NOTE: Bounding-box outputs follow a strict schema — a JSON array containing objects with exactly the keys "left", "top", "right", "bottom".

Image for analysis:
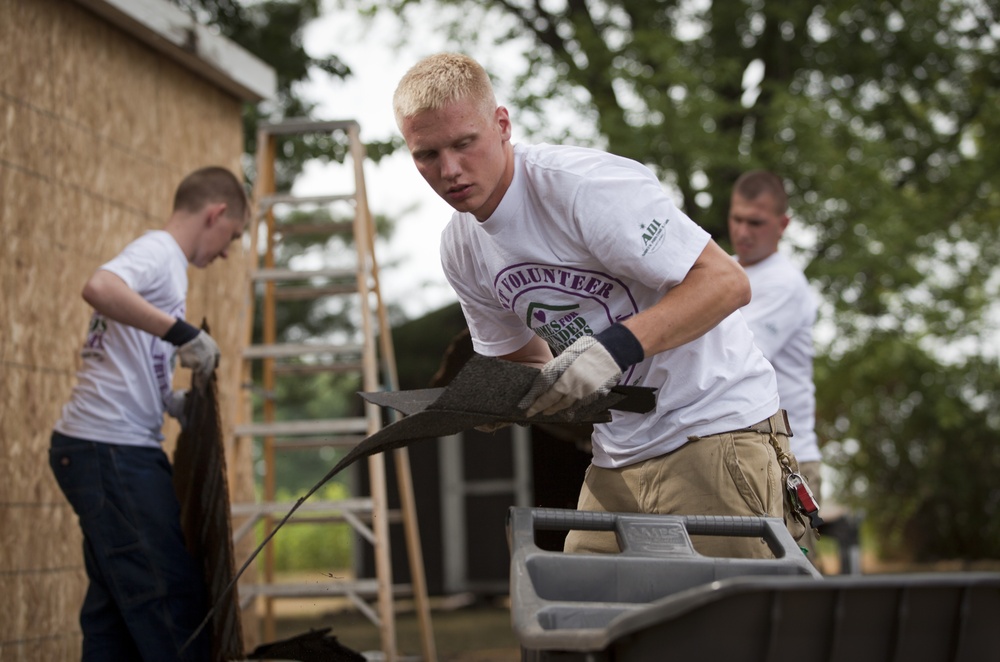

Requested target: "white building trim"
[{"left": 72, "top": 0, "right": 277, "bottom": 101}]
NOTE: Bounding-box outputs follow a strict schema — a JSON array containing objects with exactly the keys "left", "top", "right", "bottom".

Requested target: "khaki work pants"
[{"left": 565, "top": 418, "right": 792, "bottom": 560}]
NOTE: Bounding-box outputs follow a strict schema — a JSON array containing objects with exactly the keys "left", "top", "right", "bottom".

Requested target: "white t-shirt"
[
  {"left": 441, "top": 143, "right": 779, "bottom": 468},
  {"left": 55, "top": 231, "right": 189, "bottom": 447},
  {"left": 740, "top": 251, "right": 821, "bottom": 462}
]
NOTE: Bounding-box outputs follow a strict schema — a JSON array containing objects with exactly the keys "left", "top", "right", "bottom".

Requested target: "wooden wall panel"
[
  {"left": 0, "top": 0, "right": 56, "bottom": 110},
  {"left": 0, "top": 566, "right": 86, "bottom": 661},
  {"left": 0, "top": 0, "right": 260, "bottom": 658}
]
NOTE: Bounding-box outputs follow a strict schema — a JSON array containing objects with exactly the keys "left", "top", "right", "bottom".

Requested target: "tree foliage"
[
  {"left": 818, "top": 334, "right": 1000, "bottom": 560},
  {"left": 354, "top": 0, "right": 1000, "bottom": 560}
]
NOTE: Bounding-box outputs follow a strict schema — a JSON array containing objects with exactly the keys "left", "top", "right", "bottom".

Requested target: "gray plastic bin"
[{"left": 508, "top": 507, "right": 1000, "bottom": 662}]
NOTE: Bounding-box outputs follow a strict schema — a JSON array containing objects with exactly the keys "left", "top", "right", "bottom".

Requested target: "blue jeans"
[{"left": 49, "top": 432, "right": 210, "bottom": 662}]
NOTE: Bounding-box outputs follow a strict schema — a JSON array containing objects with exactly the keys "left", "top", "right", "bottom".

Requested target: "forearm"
[
  {"left": 621, "top": 240, "right": 750, "bottom": 356},
  {"left": 82, "top": 270, "right": 176, "bottom": 337},
  {"left": 499, "top": 334, "right": 553, "bottom": 368}
]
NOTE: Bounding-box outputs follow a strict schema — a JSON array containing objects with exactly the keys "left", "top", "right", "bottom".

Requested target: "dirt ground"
[{"left": 272, "top": 595, "right": 521, "bottom": 662}]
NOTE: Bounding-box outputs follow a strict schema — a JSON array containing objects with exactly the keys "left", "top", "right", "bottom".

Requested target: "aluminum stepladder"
[{"left": 231, "top": 118, "right": 436, "bottom": 662}]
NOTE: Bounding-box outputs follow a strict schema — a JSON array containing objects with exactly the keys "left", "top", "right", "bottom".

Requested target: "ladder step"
[
  {"left": 240, "top": 580, "right": 412, "bottom": 600},
  {"left": 231, "top": 507, "right": 404, "bottom": 527},
  {"left": 243, "top": 342, "right": 364, "bottom": 359},
  {"left": 270, "top": 436, "right": 366, "bottom": 449},
  {"left": 260, "top": 193, "right": 355, "bottom": 209},
  {"left": 252, "top": 267, "right": 356, "bottom": 282},
  {"left": 229, "top": 498, "right": 401, "bottom": 547},
  {"left": 240, "top": 363, "right": 365, "bottom": 389},
  {"left": 259, "top": 118, "right": 359, "bottom": 134},
  {"left": 273, "top": 362, "right": 364, "bottom": 376},
  {"left": 275, "top": 284, "right": 358, "bottom": 300},
  {"left": 277, "top": 221, "right": 354, "bottom": 236},
  {"left": 231, "top": 497, "right": 375, "bottom": 517},
  {"left": 235, "top": 418, "right": 370, "bottom": 437}
]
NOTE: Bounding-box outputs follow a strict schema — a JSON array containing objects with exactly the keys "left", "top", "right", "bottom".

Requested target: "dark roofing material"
[{"left": 198, "top": 354, "right": 655, "bottom": 637}]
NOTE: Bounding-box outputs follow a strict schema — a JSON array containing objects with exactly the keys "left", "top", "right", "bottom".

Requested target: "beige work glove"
[
  {"left": 177, "top": 330, "right": 220, "bottom": 388},
  {"left": 518, "top": 337, "right": 622, "bottom": 417},
  {"left": 518, "top": 323, "right": 645, "bottom": 418}
]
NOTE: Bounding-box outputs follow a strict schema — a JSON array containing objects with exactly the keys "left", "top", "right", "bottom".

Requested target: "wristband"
[
  {"left": 594, "top": 323, "right": 645, "bottom": 371},
  {"left": 163, "top": 318, "right": 200, "bottom": 346}
]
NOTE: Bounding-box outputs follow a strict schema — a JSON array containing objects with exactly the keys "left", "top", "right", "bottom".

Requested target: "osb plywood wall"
[{"left": 0, "top": 0, "right": 258, "bottom": 659}]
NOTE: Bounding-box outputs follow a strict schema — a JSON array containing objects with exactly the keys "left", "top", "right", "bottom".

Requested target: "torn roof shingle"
[{"left": 214, "top": 355, "right": 656, "bottom": 615}]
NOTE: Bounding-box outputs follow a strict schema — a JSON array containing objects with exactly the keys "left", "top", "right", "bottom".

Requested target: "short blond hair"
[{"left": 393, "top": 53, "right": 497, "bottom": 128}]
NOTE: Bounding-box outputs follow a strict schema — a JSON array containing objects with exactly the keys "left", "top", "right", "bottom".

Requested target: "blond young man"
[
  {"left": 394, "top": 53, "right": 800, "bottom": 559},
  {"left": 50, "top": 166, "right": 248, "bottom": 661},
  {"left": 729, "top": 170, "right": 823, "bottom": 561}
]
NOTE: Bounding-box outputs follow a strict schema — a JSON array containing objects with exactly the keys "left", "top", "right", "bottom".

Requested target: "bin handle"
[{"left": 525, "top": 507, "right": 770, "bottom": 537}]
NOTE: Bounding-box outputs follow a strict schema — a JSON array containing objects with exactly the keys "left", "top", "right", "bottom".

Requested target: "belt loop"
[
  {"left": 770, "top": 413, "right": 783, "bottom": 438},
  {"left": 780, "top": 409, "right": 794, "bottom": 437}
]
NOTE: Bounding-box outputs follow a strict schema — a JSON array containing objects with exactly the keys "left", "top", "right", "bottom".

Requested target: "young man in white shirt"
[
  {"left": 50, "top": 166, "right": 248, "bottom": 661},
  {"left": 729, "top": 169, "right": 823, "bottom": 561},
  {"left": 394, "top": 53, "right": 800, "bottom": 559}
]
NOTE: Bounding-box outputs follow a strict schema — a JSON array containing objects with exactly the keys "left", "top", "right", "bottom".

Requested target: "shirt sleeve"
[
  {"left": 440, "top": 223, "right": 536, "bottom": 357},
  {"left": 99, "top": 233, "right": 170, "bottom": 297},
  {"left": 571, "top": 161, "right": 710, "bottom": 293}
]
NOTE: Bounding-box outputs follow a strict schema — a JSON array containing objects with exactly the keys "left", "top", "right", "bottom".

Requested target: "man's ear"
[
  {"left": 495, "top": 106, "right": 512, "bottom": 141},
  {"left": 205, "top": 202, "right": 228, "bottom": 226}
]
